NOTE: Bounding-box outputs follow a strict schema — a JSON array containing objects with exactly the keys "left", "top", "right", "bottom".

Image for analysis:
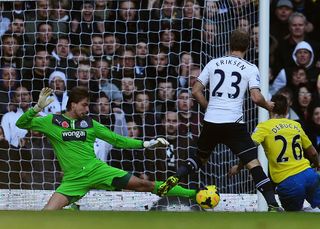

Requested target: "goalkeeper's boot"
[
  {"left": 157, "top": 176, "right": 180, "bottom": 197},
  {"left": 268, "top": 204, "right": 284, "bottom": 212}
]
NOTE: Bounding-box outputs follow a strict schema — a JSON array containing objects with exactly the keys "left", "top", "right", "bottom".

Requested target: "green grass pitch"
[{"left": 0, "top": 211, "right": 319, "bottom": 229}]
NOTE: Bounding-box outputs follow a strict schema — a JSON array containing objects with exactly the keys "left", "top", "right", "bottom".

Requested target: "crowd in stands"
[{"left": 0, "top": 0, "right": 319, "bottom": 191}]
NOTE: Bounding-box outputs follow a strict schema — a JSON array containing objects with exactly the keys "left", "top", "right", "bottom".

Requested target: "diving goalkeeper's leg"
[
  {"left": 124, "top": 175, "right": 197, "bottom": 200},
  {"left": 153, "top": 181, "right": 197, "bottom": 200}
]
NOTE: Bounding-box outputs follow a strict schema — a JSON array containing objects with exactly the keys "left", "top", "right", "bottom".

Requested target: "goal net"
[{"left": 0, "top": 0, "right": 263, "bottom": 211}]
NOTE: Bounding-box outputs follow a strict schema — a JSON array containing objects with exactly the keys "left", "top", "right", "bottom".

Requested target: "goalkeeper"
[{"left": 16, "top": 87, "right": 197, "bottom": 210}]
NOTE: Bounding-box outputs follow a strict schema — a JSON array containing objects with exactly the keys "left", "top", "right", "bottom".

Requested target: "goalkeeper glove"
[
  {"left": 33, "top": 87, "right": 54, "bottom": 113},
  {"left": 143, "top": 138, "right": 169, "bottom": 149}
]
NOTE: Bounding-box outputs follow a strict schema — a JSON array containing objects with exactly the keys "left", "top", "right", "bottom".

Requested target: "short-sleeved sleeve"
[{"left": 248, "top": 66, "right": 261, "bottom": 90}]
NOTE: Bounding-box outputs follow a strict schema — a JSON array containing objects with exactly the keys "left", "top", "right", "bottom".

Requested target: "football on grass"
[{"left": 196, "top": 185, "right": 220, "bottom": 209}]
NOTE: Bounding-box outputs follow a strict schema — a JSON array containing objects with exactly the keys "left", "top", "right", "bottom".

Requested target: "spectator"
[
  {"left": 176, "top": 52, "right": 194, "bottom": 88},
  {"left": 1, "top": 86, "right": 31, "bottom": 147},
  {"left": 111, "top": 46, "right": 144, "bottom": 89},
  {"left": 0, "top": 3, "right": 10, "bottom": 37},
  {"left": 50, "top": 36, "right": 76, "bottom": 77},
  {"left": 0, "top": 66, "right": 20, "bottom": 116},
  {"left": 270, "top": 41, "right": 318, "bottom": 95},
  {"left": 0, "top": 125, "right": 30, "bottom": 189},
  {"left": 67, "top": 60, "right": 99, "bottom": 97},
  {"left": 248, "top": 25, "right": 278, "bottom": 67},
  {"left": 108, "top": 117, "right": 145, "bottom": 178},
  {"left": 183, "top": 0, "right": 202, "bottom": 19},
  {"left": 236, "top": 17, "right": 251, "bottom": 33},
  {"left": 91, "top": 92, "right": 128, "bottom": 162},
  {"left": 93, "top": 59, "right": 123, "bottom": 104},
  {"left": 24, "top": 0, "right": 51, "bottom": 45},
  {"left": 158, "top": 22, "right": 180, "bottom": 65},
  {"left": 70, "top": 1, "right": 103, "bottom": 46},
  {"left": 291, "top": 0, "right": 318, "bottom": 34},
  {"left": 90, "top": 33, "right": 104, "bottom": 61},
  {"left": 273, "top": 12, "right": 320, "bottom": 73},
  {"left": 0, "top": 33, "right": 22, "bottom": 68},
  {"left": 201, "top": 21, "right": 217, "bottom": 65},
  {"left": 21, "top": 46, "right": 52, "bottom": 102},
  {"left": 120, "top": 75, "right": 137, "bottom": 115},
  {"left": 135, "top": 39, "right": 148, "bottom": 70},
  {"left": 150, "top": 0, "right": 182, "bottom": 23},
  {"left": 202, "top": 21, "right": 215, "bottom": 45},
  {"left": 180, "top": 0, "right": 202, "bottom": 53},
  {"left": 146, "top": 47, "right": 176, "bottom": 89},
  {"left": 108, "top": 0, "right": 144, "bottom": 45},
  {"left": 7, "top": 15, "right": 29, "bottom": 49},
  {"left": 103, "top": 33, "right": 120, "bottom": 62},
  {"left": 49, "top": 0, "right": 70, "bottom": 37},
  {"left": 305, "top": 103, "right": 320, "bottom": 152},
  {"left": 292, "top": 83, "right": 314, "bottom": 125},
  {"left": 176, "top": 89, "right": 201, "bottom": 141},
  {"left": 127, "top": 118, "right": 142, "bottom": 139},
  {"left": 94, "top": 0, "right": 112, "bottom": 22},
  {"left": 70, "top": 46, "right": 90, "bottom": 66},
  {"left": 155, "top": 77, "right": 177, "bottom": 120},
  {"left": 4, "top": 1, "right": 27, "bottom": 20},
  {"left": 203, "top": 0, "right": 219, "bottom": 20},
  {"left": 132, "top": 91, "right": 156, "bottom": 139},
  {"left": 20, "top": 130, "right": 62, "bottom": 190},
  {"left": 289, "top": 67, "right": 309, "bottom": 93},
  {"left": 0, "top": 126, "right": 10, "bottom": 187},
  {"left": 34, "top": 22, "right": 56, "bottom": 54},
  {"left": 270, "top": 0, "right": 293, "bottom": 42},
  {"left": 312, "top": 74, "right": 320, "bottom": 101},
  {"left": 43, "top": 71, "right": 68, "bottom": 115}
]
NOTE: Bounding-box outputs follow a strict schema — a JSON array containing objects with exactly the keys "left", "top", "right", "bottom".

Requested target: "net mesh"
[{"left": 0, "top": 0, "right": 260, "bottom": 210}]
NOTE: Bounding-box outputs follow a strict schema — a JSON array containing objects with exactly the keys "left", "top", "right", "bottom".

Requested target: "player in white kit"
[{"left": 158, "top": 30, "right": 283, "bottom": 211}]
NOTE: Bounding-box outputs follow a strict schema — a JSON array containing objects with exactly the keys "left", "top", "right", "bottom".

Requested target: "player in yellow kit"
[{"left": 229, "top": 94, "right": 320, "bottom": 211}]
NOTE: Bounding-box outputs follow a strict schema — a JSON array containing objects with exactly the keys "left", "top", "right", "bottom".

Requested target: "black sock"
[
  {"left": 176, "top": 156, "right": 202, "bottom": 179},
  {"left": 250, "top": 166, "right": 278, "bottom": 206}
]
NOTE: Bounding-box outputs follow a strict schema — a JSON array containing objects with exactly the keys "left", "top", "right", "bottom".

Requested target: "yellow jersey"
[{"left": 252, "top": 118, "right": 312, "bottom": 184}]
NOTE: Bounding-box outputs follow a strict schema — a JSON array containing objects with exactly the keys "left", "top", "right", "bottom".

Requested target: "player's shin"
[
  {"left": 250, "top": 166, "right": 279, "bottom": 207},
  {"left": 153, "top": 181, "right": 197, "bottom": 199}
]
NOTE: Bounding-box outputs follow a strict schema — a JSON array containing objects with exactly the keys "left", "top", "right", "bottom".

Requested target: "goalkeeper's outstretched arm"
[
  {"left": 16, "top": 88, "right": 54, "bottom": 130},
  {"left": 94, "top": 120, "right": 169, "bottom": 150}
]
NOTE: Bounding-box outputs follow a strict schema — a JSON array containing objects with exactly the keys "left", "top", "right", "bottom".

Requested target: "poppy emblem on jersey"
[
  {"left": 80, "top": 120, "right": 88, "bottom": 128},
  {"left": 61, "top": 121, "right": 69, "bottom": 128}
]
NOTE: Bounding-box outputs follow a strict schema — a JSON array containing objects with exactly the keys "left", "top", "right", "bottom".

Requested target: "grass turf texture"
[{"left": 0, "top": 211, "right": 318, "bottom": 229}]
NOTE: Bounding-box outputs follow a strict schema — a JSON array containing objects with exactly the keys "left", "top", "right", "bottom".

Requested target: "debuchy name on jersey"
[{"left": 198, "top": 55, "right": 260, "bottom": 123}]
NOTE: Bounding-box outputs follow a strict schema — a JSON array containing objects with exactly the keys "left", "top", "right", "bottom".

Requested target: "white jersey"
[
  {"left": 1, "top": 108, "right": 28, "bottom": 147},
  {"left": 198, "top": 55, "right": 260, "bottom": 123}
]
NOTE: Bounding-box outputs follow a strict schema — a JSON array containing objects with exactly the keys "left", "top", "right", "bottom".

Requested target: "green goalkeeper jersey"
[{"left": 16, "top": 108, "right": 144, "bottom": 177}]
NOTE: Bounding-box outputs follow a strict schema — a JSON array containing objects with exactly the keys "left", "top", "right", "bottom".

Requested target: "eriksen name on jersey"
[{"left": 215, "top": 58, "right": 247, "bottom": 71}]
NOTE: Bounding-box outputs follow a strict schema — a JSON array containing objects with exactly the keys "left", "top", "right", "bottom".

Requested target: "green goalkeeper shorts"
[{"left": 56, "top": 159, "right": 132, "bottom": 203}]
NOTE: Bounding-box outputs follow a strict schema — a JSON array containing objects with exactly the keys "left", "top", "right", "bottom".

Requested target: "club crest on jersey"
[
  {"left": 61, "top": 121, "right": 69, "bottom": 128},
  {"left": 80, "top": 120, "right": 88, "bottom": 128},
  {"left": 62, "top": 130, "right": 86, "bottom": 141}
]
